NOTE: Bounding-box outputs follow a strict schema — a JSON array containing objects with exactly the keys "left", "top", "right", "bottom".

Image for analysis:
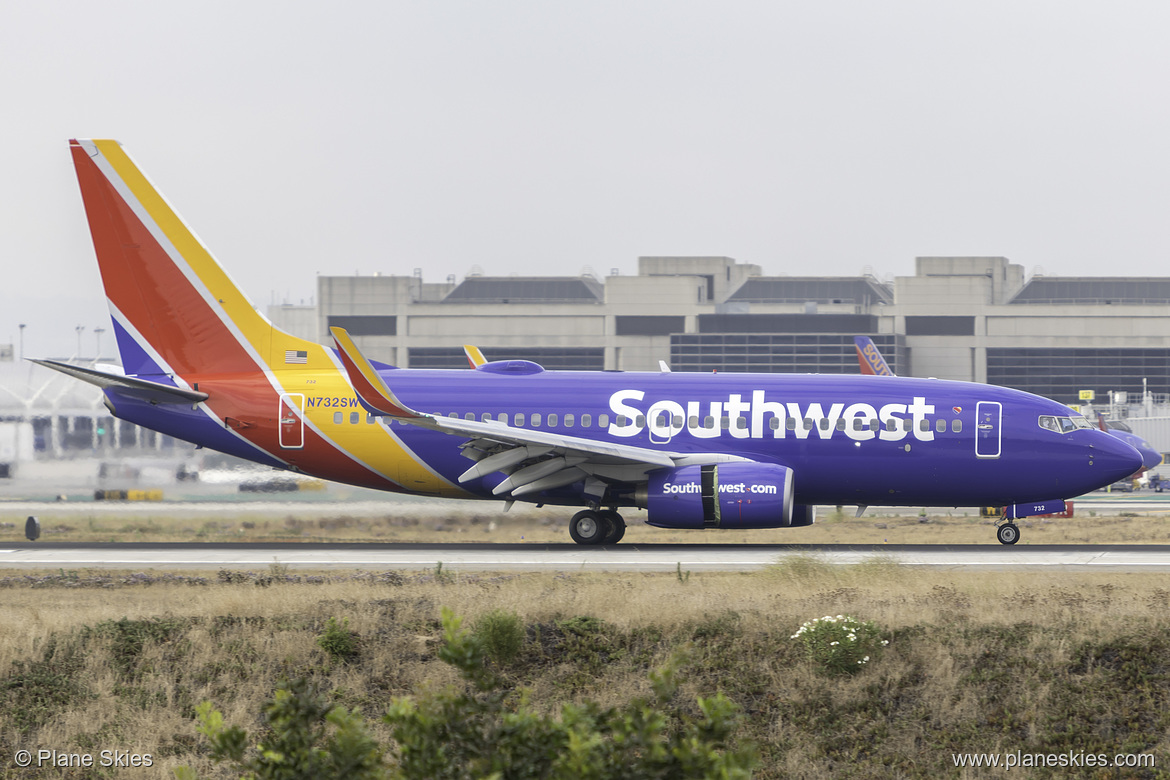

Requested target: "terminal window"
[{"left": 987, "top": 347, "right": 1170, "bottom": 404}]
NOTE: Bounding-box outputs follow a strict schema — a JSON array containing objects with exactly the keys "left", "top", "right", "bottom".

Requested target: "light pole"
[
  {"left": 18, "top": 324, "right": 24, "bottom": 361},
  {"left": 75, "top": 325, "right": 85, "bottom": 358}
]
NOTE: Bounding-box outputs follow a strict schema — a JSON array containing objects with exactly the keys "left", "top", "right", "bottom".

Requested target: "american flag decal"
[{"left": 285, "top": 350, "right": 308, "bottom": 364}]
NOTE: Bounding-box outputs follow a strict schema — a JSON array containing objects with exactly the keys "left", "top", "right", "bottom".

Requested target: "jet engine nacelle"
[{"left": 642, "top": 463, "right": 795, "bottom": 529}]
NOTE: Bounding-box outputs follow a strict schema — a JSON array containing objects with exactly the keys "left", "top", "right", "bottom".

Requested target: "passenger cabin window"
[
  {"left": 770, "top": 418, "right": 781, "bottom": 430},
  {"left": 548, "top": 413, "right": 559, "bottom": 427},
  {"left": 786, "top": 418, "right": 797, "bottom": 431},
  {"left": 350, "top": 412, "right": 360, "bottom": 425},
  {"left": 464, "top": 412, "right": 475, "bottom": 421},
  {"left": 532, "top": 412, "right": 542, "bottom": 427},
  {"left": 333, "top": 412, "right": 342, "bottom": 424},
  {"left": 514, "top": 413, "right": 525, "bottom": 426},
  {"left": 498, "top": 413, "right": 507, "bottom": 423},
  {"left": 481, "top": 412, "right": 492, "bottom": 422},
  {"left": 581, "top": 413, "right": 592, "bottom": 427},
  {"left": 636, "top": 415, "right": 646, "bottom": 427},
  {"left": 720, "top": 418, "right": 730, "bottom": 430},
  {"left": 598, "top": 414, "right": 609, "bottom": 427},
  {"left": 952, "top": 419, "right": 962, "bottom": 433},
  {"left": 935, "top": 419, "right": 946, "bottom": 432},
  {"left": 564, "top": 413, "right": 575, "bottom": 427}
]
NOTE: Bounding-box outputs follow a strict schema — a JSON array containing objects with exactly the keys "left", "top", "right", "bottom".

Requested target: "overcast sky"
[{"left": 5, "top": 1, "right": 1170, "bottom": 357}]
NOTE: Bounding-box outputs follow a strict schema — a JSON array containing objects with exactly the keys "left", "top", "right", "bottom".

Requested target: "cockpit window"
[{"left": 1039, "top": 415, "right": 1094, "bottom": 434}]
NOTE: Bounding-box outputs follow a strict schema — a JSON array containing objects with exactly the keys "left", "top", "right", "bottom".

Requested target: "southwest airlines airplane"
[{"left": 41, "top": 140, "right": 1141, "bottom": 546}]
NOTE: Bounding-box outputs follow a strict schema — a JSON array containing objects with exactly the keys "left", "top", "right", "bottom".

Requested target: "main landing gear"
[{"left": 569, "top": 509, "right": 626, "bottom": 545}]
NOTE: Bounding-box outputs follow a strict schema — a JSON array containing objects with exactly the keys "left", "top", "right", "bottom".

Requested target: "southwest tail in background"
[{"left": 853, "top": 336, "right": 895, "bottom": 376}]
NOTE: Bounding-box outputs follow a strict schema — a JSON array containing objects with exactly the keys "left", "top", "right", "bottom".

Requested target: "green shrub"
[
  {"left": 791, "top": 614, "right": 888, "bottom": 676},
  {"left": 182, "top": 608, "right": 757, "bottom": 779},
  {"left": 317, "top": 617, "right": 359, "bottom": 663},
  {"left": 385, "top": 607, "right": 756, "bottom": 778},
  {"left": 180, "top": 678, "right": 383, "bottom": 780},
  {"left": 473, "top": 608, "right": 524, "bottom": 664}
]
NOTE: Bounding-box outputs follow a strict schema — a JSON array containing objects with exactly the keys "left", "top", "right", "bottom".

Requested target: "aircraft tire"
[
  {"left": 997, "top": 523, "right": 1020, "bottom": 545},
  {"left": 599, "top": 511, "right": 626, "bottom": 544},
  {"left": 569, "top": 510, "right": 606, "bottom": 545}
]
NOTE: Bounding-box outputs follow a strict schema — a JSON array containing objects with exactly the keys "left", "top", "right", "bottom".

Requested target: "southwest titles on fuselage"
[{"left": 608, "top": 389, "right": 938, "bottom": 442}]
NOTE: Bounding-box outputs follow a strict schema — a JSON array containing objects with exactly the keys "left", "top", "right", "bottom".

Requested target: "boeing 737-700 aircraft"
[{"left": 41, "top": 140, "right": 1142, "bottom": 545}]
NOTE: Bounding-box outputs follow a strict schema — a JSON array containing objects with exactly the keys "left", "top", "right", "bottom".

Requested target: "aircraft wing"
[{"left": 331, "top": 327, "right": 745, "bottom": 498}]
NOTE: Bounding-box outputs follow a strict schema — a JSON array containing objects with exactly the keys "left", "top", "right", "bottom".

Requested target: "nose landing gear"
[{"left": 996, "top": 521, "right": 1020, "bottom": 545}]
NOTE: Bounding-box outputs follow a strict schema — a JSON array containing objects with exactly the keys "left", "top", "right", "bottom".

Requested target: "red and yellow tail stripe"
[{"left": 70, "top": 139, "right": 462, "bottom": 496}]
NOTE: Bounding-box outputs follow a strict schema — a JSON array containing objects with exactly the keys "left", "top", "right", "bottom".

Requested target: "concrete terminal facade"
[
  {"left": 6, "top": 253, "right": 1170, "bottom": 465},
  {"left": 271, "top": 255, "right": 1170, "bottom": 416}
]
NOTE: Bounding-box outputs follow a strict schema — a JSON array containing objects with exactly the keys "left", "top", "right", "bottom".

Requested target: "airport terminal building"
[
  {"left": 8, "top": 254, "right": 1170, "bottom": 466},
  {"left": 274, "top": 255, "right": 1170, "bottom": 416}
]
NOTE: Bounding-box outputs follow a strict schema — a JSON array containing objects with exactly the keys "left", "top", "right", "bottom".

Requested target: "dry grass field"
[{"left": 2, "top": 555, "right": 1170, "bottom": 777}]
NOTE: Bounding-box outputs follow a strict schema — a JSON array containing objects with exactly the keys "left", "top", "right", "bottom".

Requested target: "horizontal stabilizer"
[{"left": 32, "top": 359, "right": 208, "bottom": 403}]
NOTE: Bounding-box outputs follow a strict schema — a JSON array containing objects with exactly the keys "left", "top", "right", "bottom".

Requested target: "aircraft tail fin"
[
  {"left": 463, "top": 345, "right": 487, "bottom": 368},
  {"left": 68, "top": 139, "right": 323, "bottom": 380},
  {"left": 853, "top": 336, "right": 895, "bottom": 376}
]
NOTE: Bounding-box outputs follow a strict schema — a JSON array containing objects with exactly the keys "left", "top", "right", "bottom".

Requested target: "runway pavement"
[{"left": 3, "top": 541, "right": 1170, "bottom": 572}]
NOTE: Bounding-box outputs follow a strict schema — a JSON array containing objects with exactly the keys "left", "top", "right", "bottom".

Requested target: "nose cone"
[
  {"left": 1091, "top": 432, "right": 1144, "bottom": 485},
  {"left": 1138, "top": 442, "right": 1163, "bottom": 472}
]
